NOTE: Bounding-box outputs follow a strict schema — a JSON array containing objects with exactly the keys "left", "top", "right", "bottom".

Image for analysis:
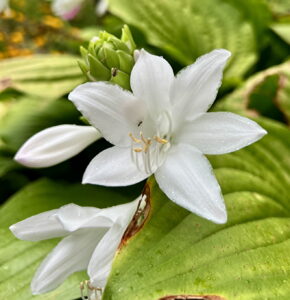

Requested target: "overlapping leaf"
[
  {"left": 215, "top": 60, "right": 290, "bottom": 125},
  {"left": 108, "top": 0, "right": 267, "bottom": 83},
  {"left": 103, "top": 118, "right": 290, "bottom": 300},
  {"left": 0, "top": 96, "right": 80, "bottom": 151},
  {"left": 0, "top": 55, "right": 84, "bottom": 99}
]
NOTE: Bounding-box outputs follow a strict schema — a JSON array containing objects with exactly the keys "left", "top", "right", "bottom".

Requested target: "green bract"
[{"left": 78, "top": 25, "right": 136, "bottom": 90}]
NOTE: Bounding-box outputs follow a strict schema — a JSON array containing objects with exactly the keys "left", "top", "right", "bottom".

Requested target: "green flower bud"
[{"left": 78, "top": 25, "right": 136, "bottom": 90}]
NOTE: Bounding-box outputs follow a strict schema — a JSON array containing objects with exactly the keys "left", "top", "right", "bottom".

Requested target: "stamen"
[
  {"left": 142, "top": 151, "right": 149, "bottom": 174},
  {"left": 143, "top": 138, "right": 151, "bottom": 153},
  {"left": 85, "top": 280, "right": 89, "bottom": 298},
  {"left": 129, "top": 111, "right": 172, "bottom": 174},
  {"left": 79, "top": 280, "right": 103, "bottom": 300},
  {"left": 140, "top": 132, "right": 148, "bottom": 144},
  {"left": 80, "top": 281, "right": 85, "bottom": 300},
  {"left": 129, "top": 133, "right": 141, "bottom": 143},
  {"left": 154, "top": 136, "right": 168, "bottom": 144},
  {"left": 146, "top": 147, "right": 153, "bottom": 173}
]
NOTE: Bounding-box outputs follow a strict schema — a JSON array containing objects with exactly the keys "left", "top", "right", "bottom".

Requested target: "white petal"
[
  {"left": 131, "top": 49, "right": 174, "bottom": 117},
  {"left": 14, "top": 125, "right": 101, "bottom": 168},
  {"left": 171, "top": 49, "right": 231, "bottom": 121},
  {"left": 83, "top": 146, "right": 148, "bottom": 186},
  {"left": 95, "top": 0, "right": 108, "bottom": 16},
  {"left": 52, "top": 0, "right": 83, "bottom": 20},
  {"left": 9, "top": 210, "right": 68, "bottom": 241},
  {"left": 56, "top": 204, "right": 111, "bottom": 231},
  {"left": 31, "top": 230, "right": 104, "bottom": 294},
  {"left": 9, "top": 204, "right": 108, "bottom": 241},
  {"left": 91, "top": 197, "right": 140, "bottom": 224},
  {"left": 177, "top": 112, "right": 267, "bottom": 155},
  {"left": 88, "top": 199, "right": 139, "bottom": 288},
  {"left": 155, "top": 144, "right": 227, "bottom": 224},
  {"left": 0, "top": 0, "right": 8, "bottom": 12},
  {"left": 69, "top": 82, "right": 145, "bottom": 147}
]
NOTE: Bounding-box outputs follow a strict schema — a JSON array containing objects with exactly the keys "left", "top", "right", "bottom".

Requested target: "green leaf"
[
  {"left": 0, "top": 151, "right": 18, "bottom": 178},
  {"left": 0, "top": 229, "right": 85, "bottom": 300},
  {"left": 108, "top": 0, "right": 264, "bottom": 83},
  {"left": 0, "top": 178, "right": 139, "bottom": 299},
  {"left": 103, "top": 118, "right": 290, "bottom": 300},
  {"left": 0, "top": 55, "right": 84, "bottom": 99},
  {"left": 215, "top": 60, "right": 290, "bottom": 125},
  {"left": 271, "top": 23, "right": 290, "bottom": 45},
  {"left": 0, "top": 96, "right": 80, "bottom": 151},
  {"left": 224, "top": 0, "right": 272, "bottom": 40}
]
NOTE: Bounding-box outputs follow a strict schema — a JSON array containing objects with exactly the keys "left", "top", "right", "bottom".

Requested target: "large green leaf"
[
  {"left": 103, "top": 118, "right": 290, "bottom": 300},
  {"left": 108, "top": 0, "right": 264, "bottom": 83},
  {"left": 0, "top": 55, "right": 84, "bottom": 99},
  {"left": 215, "top": 60, "right": 290, "bottom": 125},
  {"left": 0, "top": 155, "right": 18, "bottom": 178},
  {"left": 0, "top": 96, "right": 80, "bottom": 151},
  {"left": 0, "top": 178, "right": 140, "bottom": 299}
]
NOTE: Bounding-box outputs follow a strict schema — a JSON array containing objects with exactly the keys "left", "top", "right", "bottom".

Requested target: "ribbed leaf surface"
[{"left": 104, "top": 118, "right": 290, "bottom": 300}]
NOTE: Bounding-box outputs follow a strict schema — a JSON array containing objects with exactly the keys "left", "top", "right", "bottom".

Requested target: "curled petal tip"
[
  {"left": 82, "top": 177, "right": 90, "bottom": 185},
  {"left": 31, "top": 280, "right": 46, "bottom": 295},
  {"left": 9, "top": 223, "right": 25, "bottom": 240},
  {"left": 259, "top": 128, "right": 268, "bottom": 137},
  {"left": 213, "top": 210, "right": 228, "bottom": 224},
  {"left": 14, "top": 153, "right": 32, "bottom": 168},
  {"left": 9, "top": 224, "right": 16, "bottom": 235}
]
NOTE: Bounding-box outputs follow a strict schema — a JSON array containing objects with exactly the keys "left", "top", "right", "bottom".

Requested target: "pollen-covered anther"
[
  {"left": 129, "top": 132, "right": 152, "bottom": 153},
  {"left": 154, "top": 136, "right": 168, "bottom": 144},
  {"left": 129, "top": 133, "right": 141, "bottom": 143}
]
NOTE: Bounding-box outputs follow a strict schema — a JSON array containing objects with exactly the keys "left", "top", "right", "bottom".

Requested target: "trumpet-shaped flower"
[
  {"left": 9, "top": 199, "right": 139, "bottom": 294},
  {"left": 52, "top": 0, "right": 108, "bottom": 20},
  {"left": 68, "top": 49, "right": 267, "bottom": 224},
  {"left": 15, "top": 125, "right": 101, "bottom": 168}
]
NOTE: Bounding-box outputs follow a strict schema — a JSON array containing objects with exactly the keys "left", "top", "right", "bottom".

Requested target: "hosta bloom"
[
  {"left": 52, "top": 0, "right": 107, "bottom": 20},
  {"left": 15, "top": 125, "right": 101, "bottom": 168},
  {"left": 9, "top": 199, "right": 139, "bottom": 294},
  {"left": 69, "top": 49, "right": 267, "bottom": 224},
  {"left": 0, "top": 0, "right": 9, "bottom": 12}
]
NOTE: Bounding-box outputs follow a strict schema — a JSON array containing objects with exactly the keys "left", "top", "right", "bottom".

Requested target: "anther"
[
  {"left": 133, "top": 148, "right": 143, "bottom": 152},
  {"left": 140, "top": 132, "right": 148, "bottom": 144},
  {"left": 143, "top": 138, "right": 151, "bottom": 153},
  {"left": 129, "top": 133, "right": 141, "bottom": 143},
  {"left": 154, "top": 136, "right": 168, "bottom": 144}
]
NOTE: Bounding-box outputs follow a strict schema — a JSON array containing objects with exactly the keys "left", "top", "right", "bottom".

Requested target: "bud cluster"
[{"left": 78, "top": 25, "right": 136, "bottom": 90}]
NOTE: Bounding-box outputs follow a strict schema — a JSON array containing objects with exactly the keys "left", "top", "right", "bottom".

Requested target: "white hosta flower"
[
  {"left": 52, "top": 0, "right": 107, "bottom": 20},
  {"left": 52, "top": 0, "right": 84, "bottom": 20},
  {"left": 69, "top": 49, "right": 267, "bottom": 224},
  {"left": 0, "top": 0, "right": 9, "bottom": 12},
  {"left": 14, "top": 125, "right": 101, "bottom": 168},
  {"left": 9, "top": 199, "right": 139, "bottom": 294}
]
